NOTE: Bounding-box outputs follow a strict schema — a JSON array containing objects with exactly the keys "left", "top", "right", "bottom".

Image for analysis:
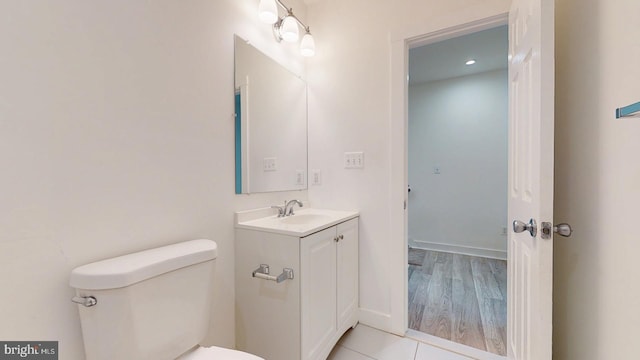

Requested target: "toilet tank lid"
[{"left": 69, "top": 239, "right": 217, "bottom": 290}]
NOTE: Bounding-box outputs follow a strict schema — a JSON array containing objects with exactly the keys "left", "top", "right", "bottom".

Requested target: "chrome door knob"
[
  {"left": 554, "top": 223, "right": 573, "bottom": 237},
  {"left": 513, "top": 218, "right": 537, "bottom": 237},
  {"left": 541, "top": 222, "right": 573, "bottom": 239}
]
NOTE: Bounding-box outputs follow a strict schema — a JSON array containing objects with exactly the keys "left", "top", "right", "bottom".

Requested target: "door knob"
[
  {"left": 541, "top": 222, "right": 573, "bottom": 239},
  {"left": 513, "top": 218, "right": 537, "bottom": 237},
  {"left": 554, "top": 223, "right": 572, "bottom": 237}
]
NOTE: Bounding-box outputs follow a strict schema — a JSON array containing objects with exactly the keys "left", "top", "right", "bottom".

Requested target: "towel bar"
[{"left": 252, "top": 264, "right": 294, "bottom": 283}]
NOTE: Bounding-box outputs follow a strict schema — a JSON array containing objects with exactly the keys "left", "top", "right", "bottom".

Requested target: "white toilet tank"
[{"left": 69, "top": 239, "right": 217, "bottom": 360}]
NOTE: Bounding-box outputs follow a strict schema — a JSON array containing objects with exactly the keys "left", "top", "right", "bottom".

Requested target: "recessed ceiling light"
[{"left": 465, "top": 59, "right": 476, "bottom": 65}]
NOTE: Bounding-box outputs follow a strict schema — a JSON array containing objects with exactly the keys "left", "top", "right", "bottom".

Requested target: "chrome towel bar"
[{"left": 252, "top": 264, "right": 294, "bottom": 283}]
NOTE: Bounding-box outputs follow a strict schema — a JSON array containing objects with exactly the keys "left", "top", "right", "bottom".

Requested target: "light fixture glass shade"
[
  {"left": 281, "top": 16, "right": 299, "bottom": 42},
  {"left": 258, "top": 0, "right": 278, "bottom": 24},
  {"left": 300, "top": 33, "right": 315, "bottom": 57}
]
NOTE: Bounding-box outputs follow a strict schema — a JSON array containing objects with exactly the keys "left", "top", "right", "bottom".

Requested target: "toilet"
[{"left": 69, "top": 239, "right": 262, "bottom": 360}]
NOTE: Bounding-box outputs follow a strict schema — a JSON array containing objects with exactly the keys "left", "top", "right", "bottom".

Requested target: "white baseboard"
[
  {"left": 406, "top": 329, "right": 507, "bottom": 360},
  {"left": 409, "top": 239, "right": 507, "bottom": 260},
  {"left": 358, "top": 308, "right": 405, "bottom": 337}
]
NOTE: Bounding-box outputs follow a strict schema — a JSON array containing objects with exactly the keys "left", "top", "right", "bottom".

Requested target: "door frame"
[{"left": 388, "top": 12, "right": 509, "bottom": 358}]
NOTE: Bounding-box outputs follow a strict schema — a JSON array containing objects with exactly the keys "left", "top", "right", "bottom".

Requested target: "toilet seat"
[{"left": 177, "top": 346, "right": 264, "bottom": 360}]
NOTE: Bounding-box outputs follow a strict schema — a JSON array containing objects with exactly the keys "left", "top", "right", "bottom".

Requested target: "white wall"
[
  {"left": 5, "top": 1, "right": 630, "bottom": 358},
  {"left": 0, "top": 1, "right": 308, "bottom": 358},
  {"left": 554, "top": 0, "right": 640, "bottom": 358},
  {"left": 408, "top": 70, "right": 508, "bottom": 258},
  {"left": 305, "top": 0, "right": 511, "bottom": 332}
]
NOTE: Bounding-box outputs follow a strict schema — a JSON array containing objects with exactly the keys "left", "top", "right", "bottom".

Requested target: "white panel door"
[{"left": 507, "top": 0, "right": 554, "bottom": 359}]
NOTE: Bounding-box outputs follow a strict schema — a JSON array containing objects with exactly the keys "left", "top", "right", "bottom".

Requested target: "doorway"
[{"left": 406, "top": 25, "right": 509, "bottom": 356}]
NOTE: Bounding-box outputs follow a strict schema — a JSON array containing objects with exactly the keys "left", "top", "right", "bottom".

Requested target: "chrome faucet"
[{"left": 284, "top": 199, "right": 303, "bottom": 216}]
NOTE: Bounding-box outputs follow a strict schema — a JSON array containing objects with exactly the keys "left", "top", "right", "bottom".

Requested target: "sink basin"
[
  {"left": 280, "top": 213, "right": 333, "bottom": 225},
  {"left": 235, "top": 208, "right": 359, "bottom": 237}
]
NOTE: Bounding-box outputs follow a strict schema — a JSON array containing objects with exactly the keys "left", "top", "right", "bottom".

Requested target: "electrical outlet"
[
  {"left": 296, "top": 170, "right": 305, "bottom": 185},
  {"left": 344, "top": 152, "right": 364, "bottom": 169},
  {"left": 263, "top": 157, "right": 277, "bottom": 172},
  {"left": 311, "top": 169, "right": 322, "bottom": 185}
]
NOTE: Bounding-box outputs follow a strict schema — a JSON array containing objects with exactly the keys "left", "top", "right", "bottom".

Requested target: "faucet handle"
[{"left": 271, "top": 205, "right": 285, "bottom": 217}]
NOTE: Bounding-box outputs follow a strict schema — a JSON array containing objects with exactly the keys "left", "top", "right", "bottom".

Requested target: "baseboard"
[
  {"left": 358, "top": 308, "right": 404, "bottom": 336},
  {"left": 409, "top": 239, "right": 507, "bottom": 260},
  {"left": 406, "top": 329, "right": 507, "bottom": 360}
]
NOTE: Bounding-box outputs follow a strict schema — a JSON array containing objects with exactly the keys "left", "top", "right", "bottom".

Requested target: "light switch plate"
[
  {"left": 263, "top": 157, "right": 277, "bottom": 172},
  {"left": 344, "top": 152, "right": 364, "bottom": 169}
]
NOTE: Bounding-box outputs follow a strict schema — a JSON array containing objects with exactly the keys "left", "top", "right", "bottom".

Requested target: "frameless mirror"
[{"left": 234, "top": 35, "right": 308, "bottom": 194}]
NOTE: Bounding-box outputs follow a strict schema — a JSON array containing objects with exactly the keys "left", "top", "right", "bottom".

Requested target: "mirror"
[{"left": 234, "top": 35, "right": 308, "bottom": 194}]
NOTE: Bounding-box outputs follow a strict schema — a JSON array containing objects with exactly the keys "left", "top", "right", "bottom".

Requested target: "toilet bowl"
[
  {"left": 177, "top": 346, "right": 263, "bottom": 360},
  {"left": 70, "top": 239, "right": 264, "bottom": 360}
]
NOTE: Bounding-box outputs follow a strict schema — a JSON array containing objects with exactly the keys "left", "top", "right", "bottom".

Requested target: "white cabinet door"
[
  {"left": 336, "top": 218, "right": 359, "bottom": 333},
  {"left": 301, "top": 227, "right": 337, "bottom": 360}
]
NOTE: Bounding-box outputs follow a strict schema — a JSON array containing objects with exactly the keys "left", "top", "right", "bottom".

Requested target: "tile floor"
[{"left": 327, "top": 324, "right": 474, "bottom": 360}]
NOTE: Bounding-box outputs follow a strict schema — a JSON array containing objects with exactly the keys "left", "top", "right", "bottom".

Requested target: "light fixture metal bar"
[
  {"left": 274, "top": 0, "right": 289, "bottom": 12},
  {"left": 274, "top": 0, "right": 311, "bottom": 32}
]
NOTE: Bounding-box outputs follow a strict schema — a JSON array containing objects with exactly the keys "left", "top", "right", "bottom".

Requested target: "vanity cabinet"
[{"left": 235, "top": 217, "right": 359, "bottom": 360}]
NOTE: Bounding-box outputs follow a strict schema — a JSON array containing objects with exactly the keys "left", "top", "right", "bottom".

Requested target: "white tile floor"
[{"left": 327, "top": 324, "right": 474, "bottom": 360}]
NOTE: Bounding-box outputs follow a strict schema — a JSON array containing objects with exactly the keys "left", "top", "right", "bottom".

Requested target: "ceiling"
[{"left": 408, "top": 25, "right": 508, "bottom": 85}]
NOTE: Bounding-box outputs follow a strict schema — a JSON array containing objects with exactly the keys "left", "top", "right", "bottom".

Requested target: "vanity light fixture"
[
  {"left": 258, "top": 0, "right": 278, "bottom": 24},
  {"left": 465, "top": 59, "right": 476, "bottom": 65},
  {"left": 300, "top": 30, "right": 315, "bottom": 57},
  {"left": 258, "top": 0, "right": 315, "bottom": 57},
  {"left": 279, "top": 13, "right": 300, "bottom": 42}
]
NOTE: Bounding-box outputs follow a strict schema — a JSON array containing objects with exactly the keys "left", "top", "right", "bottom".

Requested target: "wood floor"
[{"left": 408, "top": 249, "right": 507, "bottom": 356}]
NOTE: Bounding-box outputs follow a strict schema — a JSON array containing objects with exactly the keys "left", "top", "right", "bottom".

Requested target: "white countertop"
[{"left": 235, "top": 207, "right": 359, "bottom": 237}]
